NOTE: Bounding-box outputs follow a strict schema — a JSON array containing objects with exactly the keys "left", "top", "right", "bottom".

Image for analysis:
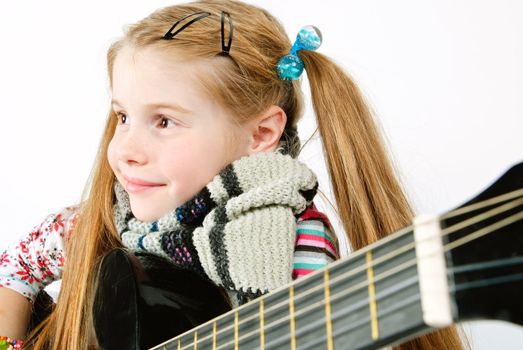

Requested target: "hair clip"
[
  {"left": 162, "top": 11, "right": 234, "bottom": 57},
  {"left": 220, "top": 11, "right": 234, "bottom": 55},
  {"left": 163, "top": 11, "right": 211, "bottom": 40},
  {"left": 276, "top": 25, "right": 322, "bottom": 81}
]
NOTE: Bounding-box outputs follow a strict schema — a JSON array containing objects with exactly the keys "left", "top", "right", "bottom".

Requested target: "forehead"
[{"left": 111, "top": 45, "right": 209, "bottom": 111}]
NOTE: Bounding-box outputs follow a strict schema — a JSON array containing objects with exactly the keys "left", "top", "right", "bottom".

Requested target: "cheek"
[
  {"left": 161, "top": 150, "right": 203, "bottom": 182},
  {"left": 106, "top": 137, "right": 118, "bottom": 174},
  {"left": 161, "top": 141, "right": 225, "bottom": 186}
]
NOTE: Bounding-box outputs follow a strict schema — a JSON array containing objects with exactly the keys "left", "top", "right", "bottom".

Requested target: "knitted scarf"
[{"left": 113, "top": 149, "right": 318, "bottom": 300}]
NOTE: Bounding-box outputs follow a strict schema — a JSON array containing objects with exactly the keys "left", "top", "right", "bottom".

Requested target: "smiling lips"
[{"left": 123, "top": 175, "right": 165, "bottom": 193}]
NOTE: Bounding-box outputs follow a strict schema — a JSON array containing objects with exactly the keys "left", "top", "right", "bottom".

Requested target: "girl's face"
[{"left": 107, "top": 46, "right": 249, "bottom": 221}]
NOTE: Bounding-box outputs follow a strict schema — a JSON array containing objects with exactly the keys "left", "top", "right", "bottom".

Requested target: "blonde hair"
[{"left": 25, "top": 1, "right": 465, "bottom": 348}]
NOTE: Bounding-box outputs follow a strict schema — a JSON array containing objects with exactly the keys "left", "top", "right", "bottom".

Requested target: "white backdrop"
[{"left": 0, "top": 1, "right": 521, "bottom": 348}]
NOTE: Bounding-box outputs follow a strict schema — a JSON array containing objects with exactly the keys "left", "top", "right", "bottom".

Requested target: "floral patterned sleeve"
[{"left": 0, "top": 206, "right": 79, "bottom": 304}]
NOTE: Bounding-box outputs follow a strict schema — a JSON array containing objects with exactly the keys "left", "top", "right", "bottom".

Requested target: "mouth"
[{"left": 123, "top": 175, "right": 165, "bottom": 194}]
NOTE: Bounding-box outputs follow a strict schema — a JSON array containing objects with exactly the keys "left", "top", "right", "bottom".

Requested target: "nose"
[{"left": 115, "top": 126, "right": 149, "bottom": 166}]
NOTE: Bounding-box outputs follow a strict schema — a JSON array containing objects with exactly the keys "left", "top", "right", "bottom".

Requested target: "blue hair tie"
[{"left": 277, "top": 25, "right": 322, "bottom": 81}]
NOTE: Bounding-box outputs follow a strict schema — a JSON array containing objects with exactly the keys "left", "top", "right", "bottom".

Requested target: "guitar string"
[
  {"left": 153, "top": 188, "right": 522, "bottom": 349},
  {"left": 440, "top": 188, "right": 523, "bottom": 220},
  {"left": 166, "top": 195, "right": 523, "bottom": 350},
  {"left": 450, "top": 255, "right": 523, "bottom": 274},
  {"left": 208, "top": 208, "right": 523, "bottom": 350}
]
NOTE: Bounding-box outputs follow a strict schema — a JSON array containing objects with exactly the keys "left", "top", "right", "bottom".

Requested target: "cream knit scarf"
[{"left": 113, "top": 148, "right": 318, "bottom": 300}]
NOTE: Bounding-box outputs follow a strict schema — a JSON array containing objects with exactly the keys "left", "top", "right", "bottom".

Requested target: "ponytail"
[{"left": 300, "top": 50, "right": 468, "bottom": 350}]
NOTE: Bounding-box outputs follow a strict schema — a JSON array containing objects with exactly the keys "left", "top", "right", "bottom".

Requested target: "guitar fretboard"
[{"left": 152, "top": 227, "right": 434, "bottom": 350}]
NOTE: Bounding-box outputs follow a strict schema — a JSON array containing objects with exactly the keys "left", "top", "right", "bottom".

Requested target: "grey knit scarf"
[{"left": 113, "top": 148, "right": 318, "bottom": 299}]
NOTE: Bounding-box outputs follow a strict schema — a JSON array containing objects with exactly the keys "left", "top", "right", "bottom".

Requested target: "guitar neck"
[{"left": 152, "top": 225, "right": 444, "bottom": 350}]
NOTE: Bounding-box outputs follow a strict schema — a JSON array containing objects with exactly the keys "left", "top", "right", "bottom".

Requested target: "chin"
[
  {"left": 128, "top": 194, "right": 180, "bottom": 222},
  {"left": 130, "top": 205, "right": 165, "bottom": 222},
  {"left": 132, "top": 212, "right": 158, "bottom": 222}
]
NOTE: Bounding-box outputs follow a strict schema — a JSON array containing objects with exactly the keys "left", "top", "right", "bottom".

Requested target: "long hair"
[{"left": 25, "top": 1, "right": 465, "bottom": 348}]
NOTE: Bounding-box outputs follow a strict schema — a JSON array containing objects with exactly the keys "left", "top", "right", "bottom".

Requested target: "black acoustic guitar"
[{"left": 47, "top": 161, "right": 523, "bottom": 349}]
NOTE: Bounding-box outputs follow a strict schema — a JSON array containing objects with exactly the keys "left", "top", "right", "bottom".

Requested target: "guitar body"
[{"left": 92, "top": 249, "right": 231, "bottom": 349}]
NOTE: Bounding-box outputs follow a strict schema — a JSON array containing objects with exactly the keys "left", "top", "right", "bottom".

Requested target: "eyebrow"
[{"left": 111, "top": 98, "right": 193, "bottom": 114}]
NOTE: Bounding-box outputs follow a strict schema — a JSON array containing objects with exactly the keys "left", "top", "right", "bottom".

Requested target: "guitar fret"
[
  {"left": 212, "top": 321, "right": 216, "bottom": 350},
  {"left": 259, "top": 298, "right": 265, "bottom": 349},
  {"left": 289, "top": 285, "right": 296, "bottom": 350},
  {"left": 285, "top": 269, "right": 327, "bottom": 349},
  {"left": 324, "top": 269, "right": 334, "bottom": 350},
  {"left": 233, "top": 296, "right": 265, "bottom": 348},
  {"left": 366, "top": 250, "right": 379, "bottom": 340},
  {"left": 193, "top": 331, "right": 197, "bottom": 350},
  {"left": 234, "top": 311, "right": 238, "bottom": 350},
  {"left": 213, "top": 310, "right": 236, "bottom": 349}
]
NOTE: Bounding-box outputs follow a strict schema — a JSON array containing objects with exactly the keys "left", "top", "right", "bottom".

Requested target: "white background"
[{"left": 0, "top": 1, "right": 521, "bottom": 348}]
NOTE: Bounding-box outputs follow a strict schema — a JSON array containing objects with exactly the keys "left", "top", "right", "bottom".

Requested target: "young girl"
[{"left": 0, "top": 0, "right": 465, "bottom": 349}]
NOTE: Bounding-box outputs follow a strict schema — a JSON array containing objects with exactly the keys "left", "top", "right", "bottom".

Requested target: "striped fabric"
[{"left": 293, "top": 202, "right": 339, "bottom": 279}]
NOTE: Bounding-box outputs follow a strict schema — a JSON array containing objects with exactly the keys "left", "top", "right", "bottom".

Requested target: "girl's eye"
[
  {"left": 159, "top": 116, "right": 177, "bottom": 128},
  {"left": 116, "top": 112, "right": 128, "bottom": 125}
]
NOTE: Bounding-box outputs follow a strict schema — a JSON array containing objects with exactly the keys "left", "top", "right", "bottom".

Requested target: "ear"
[{"left": 246, "top": 105, "right": 287, "bottom": 155}]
